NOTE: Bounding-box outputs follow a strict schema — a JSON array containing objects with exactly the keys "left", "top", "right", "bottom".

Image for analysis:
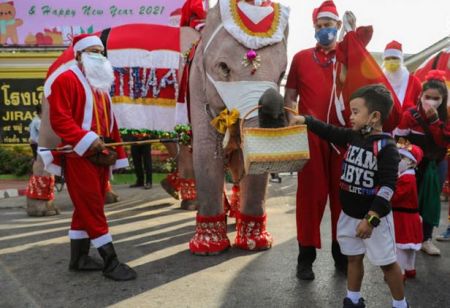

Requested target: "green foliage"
[{"left": 0, "top": 146, "right": 32, "bottom": 176}]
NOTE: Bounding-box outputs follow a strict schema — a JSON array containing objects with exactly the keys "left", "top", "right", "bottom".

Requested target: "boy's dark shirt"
[{"left": 304, "top": 116, "right": 400, "bottom": 219}]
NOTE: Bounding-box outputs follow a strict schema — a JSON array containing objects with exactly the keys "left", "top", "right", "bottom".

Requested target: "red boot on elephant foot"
[
  {"left": 179, "top": 178, "right": 198, "bottom": 210},
  {"left": 189, "top": 213, "right": 230, "bottom": 255},
  {"left": 235, "top": 212, "right": 273, "bottom": 250},
  {"left": 160, "top": 171, "right": 180, "bottom": 200}
]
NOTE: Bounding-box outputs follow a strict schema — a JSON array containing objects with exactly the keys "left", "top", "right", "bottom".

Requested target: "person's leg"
[
  {"left": 329, "top": 148, "right": 346, "bottom": 272},
  {"left": 142, "top": 144, "right": 152, "bottom": 188},
  {"left": 130, "top": 145, "right": 144, "bottom": 187},
  {"left": 65, "top": 157, "right": 136, "bottom": 280},
  {"left": 381, "top": 262, "right": 407, "bottom": 307},
  {"left": 422, "top": 221, "right": 441, "bottom": 255},
  {"left": 404, "top": 250, "right": 417, "bottom": 278},
  {"left": 395, "top": 248, "right": 407, "bottom": 274},
  {"left": 296, "top": 135, "right": 329, "bottom": 280},
  {"left": 344, "top": 255, "right": 365, "bottom": 307}
]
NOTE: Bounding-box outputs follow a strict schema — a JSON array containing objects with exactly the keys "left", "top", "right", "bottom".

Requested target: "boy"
[{"left": 291, "top": 84, "right": 408, "bottom": 308}]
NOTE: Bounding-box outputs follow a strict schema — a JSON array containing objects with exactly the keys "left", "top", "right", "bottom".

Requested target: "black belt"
[{"left": 392, "top": 207, "right": 419, "bottom": 213}]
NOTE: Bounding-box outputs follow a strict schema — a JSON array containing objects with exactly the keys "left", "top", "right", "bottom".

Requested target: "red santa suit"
[
  {"left": 383, "top": 40, "right": 422, "bottom": 112},
  {"left": 180, "top": 0, "right": 208, "bottom": 31},
  {"left": 391, "top": 169, "right": 423, "bottom": 249},
  {"left": 286, "top": 1, "right": 346, "bottom": 249},
  {"left": 43, "top": 65, "right": 128, "bottom": 247}
]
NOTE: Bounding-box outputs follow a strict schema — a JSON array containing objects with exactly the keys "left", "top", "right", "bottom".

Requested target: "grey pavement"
[{"left": 0, "top": 174, "right": 449, "bottom": 308}]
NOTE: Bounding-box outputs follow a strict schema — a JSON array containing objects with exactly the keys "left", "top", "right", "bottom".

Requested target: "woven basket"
[{"left": 241, "top": 107, "right": 310, "bottom": 175}]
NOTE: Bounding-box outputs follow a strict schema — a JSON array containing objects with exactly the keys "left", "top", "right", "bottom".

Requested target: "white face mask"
[
  {"left": 207, "top": 73, "right": 278, "bottom": 118},
  {"left": 421, "top": 96, "right": 442, "bottom": 109}
]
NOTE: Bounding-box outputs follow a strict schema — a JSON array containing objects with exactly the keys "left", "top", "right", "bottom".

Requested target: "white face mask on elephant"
[{"left": 206, "top": 73, "right": 278, "bottom": 119}]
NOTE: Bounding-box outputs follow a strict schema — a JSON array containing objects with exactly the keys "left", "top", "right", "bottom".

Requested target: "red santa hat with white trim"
[
  {"left": 312, "top": 1, "right": 339, "bottom": 23},
  {"left": 384, "top": 40, "right": 403, "bottom": 59},
  {"left": 399, "top": 144, "right": 423, "bottom": 164},
  {"left": 72, "top": 34, "right": 103, "bottom": 56}
]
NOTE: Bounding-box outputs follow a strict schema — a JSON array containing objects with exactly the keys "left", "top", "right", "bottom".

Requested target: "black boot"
[
  {"left": 97, "top": 242, "right": 137, "bottom": 281},
  {"left": 297, "top": 244, "right": 316, "bottom": 280},
  {"left": 69, "top": 239, "right": 103, "bottom": 271},
  {"left": 332, "top": 241, "right": 347, "bottom": 275}
]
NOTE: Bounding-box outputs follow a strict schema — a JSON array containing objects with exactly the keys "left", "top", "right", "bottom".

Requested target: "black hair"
[
  {"left": 421, "top": 79, "right": 448, "bottom": 122},
  {"left": 350, "top": 84, "right": 393, "bottom": 124},
  {"left": 35, "top": 104, "right": 42, "bottom": 114}
]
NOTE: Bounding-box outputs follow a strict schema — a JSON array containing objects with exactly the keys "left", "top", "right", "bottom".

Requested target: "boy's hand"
[
  {"left": 289, "top": 115, "right": 306, "bottom": 126},
  {"left": 356, "top": 219, "right": 373, "bottom": 239}
]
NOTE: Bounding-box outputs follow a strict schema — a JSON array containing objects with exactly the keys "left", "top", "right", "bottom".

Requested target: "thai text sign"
[
  {"left": 0, "top": 0, "right": 184, "bottom": 46},
  {"left": 0, "top": 79, "right": 44, "bottom": 144}
]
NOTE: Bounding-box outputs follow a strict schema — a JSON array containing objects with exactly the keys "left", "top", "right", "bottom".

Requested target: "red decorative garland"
[
  {"left": 235, "top": 212, "right": 272, "bottom": 250},
  {"left": 189, "top": 213, "right": 231, "bottom": 255},
  {"left": 26, "top": 175, "right": 55, "bottom": 201}
]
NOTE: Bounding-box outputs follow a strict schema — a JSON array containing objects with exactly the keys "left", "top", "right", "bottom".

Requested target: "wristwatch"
[{"left": 364, "top": 214, "right": 380, "bottom": 227}]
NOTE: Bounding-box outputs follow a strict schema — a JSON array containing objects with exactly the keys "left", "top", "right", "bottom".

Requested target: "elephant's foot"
[
  {"left": 228, "top": 184, "right": 240, "bottom": 218},
  {"left": 105, "top": 191, "right": 120, "bottom": 204},
  {"left": 235, "top": 212, "right": 272, "bottom": 251},
  {"left": 189, "top": 213, "right": 230, "bottom": 255},
  {"left": 26, "top": 198, "right": 60, "bottom": 217},
  {"left": 160, "top": 171, "right": 180, "bottom": 200},
  {"left": 180, "top": 199, "right": 198, "bottom": 211},
  {"left": 26, "top": 175, "right": 55, "bottom": 200},
  {"left": 179, "top": 178, "right": 198, "bottom": 210}
]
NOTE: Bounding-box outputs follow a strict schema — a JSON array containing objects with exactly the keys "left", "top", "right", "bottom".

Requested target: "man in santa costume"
[
  {"left": 41, "top": 34, "right": 136, "bottom": 281},
  {"left": 383, "top": 40, "right": 422, "bottom": 111},
  {"left": 285, "top": 1, "right": 352, "bottom": 280}
]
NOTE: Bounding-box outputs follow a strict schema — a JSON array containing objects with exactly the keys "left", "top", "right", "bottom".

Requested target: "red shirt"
[
  {"left": 286, "top": 46, "right": 340, "bottom": 124},
  {"left": 401, "top": 75, "right": 422, "bottom": 112}
]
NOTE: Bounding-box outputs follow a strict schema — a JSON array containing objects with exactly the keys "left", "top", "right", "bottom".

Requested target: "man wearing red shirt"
[{"left": 285, "top": 1, "right": 353, "bottom": 280}]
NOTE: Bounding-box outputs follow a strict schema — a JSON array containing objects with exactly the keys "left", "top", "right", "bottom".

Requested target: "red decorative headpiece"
[{"left": 425, "top": 69, "right": 446, "bottom": 83}]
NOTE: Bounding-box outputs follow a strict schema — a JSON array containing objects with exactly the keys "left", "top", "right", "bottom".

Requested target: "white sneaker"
[{"left": 421, "top": 239, "right": 441, "bottom": 256}]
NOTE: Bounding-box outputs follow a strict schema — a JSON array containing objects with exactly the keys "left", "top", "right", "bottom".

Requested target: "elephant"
[
  {"left": 188, "top": 0, "right": 290, "bottom": 255},
  {"left": 26, "top": 24, "right": 201, "bottom": 216}
]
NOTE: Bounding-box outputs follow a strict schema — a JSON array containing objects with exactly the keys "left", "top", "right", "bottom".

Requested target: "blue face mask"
[{"left": 315, "top": 27, "right": 338, "bottom": 46}]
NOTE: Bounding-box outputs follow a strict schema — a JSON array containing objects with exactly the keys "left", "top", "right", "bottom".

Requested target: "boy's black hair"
[
  {"left": 422, "top": 79, "right": 448, "bottom": 122},
  {"left": 35, "top": 104, "right": 42, "bottom": 114},
  {"left": 350, "top": 84, "right": 393, "bottom": 124}
]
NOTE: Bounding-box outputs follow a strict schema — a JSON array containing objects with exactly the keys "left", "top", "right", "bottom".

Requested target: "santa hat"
[
  {"left": 171, "top": 8, "right": 182, "bottom": 17},
  {"left": 72, "top": 34, "right": 103, "bottom": 55},
  {"left": 399, "top": 145, "right": 423, "bottom": 164},
  {"left": 425, "top": 69, "right": 446, "bottom": 83},
  {"left": 312, "top": 1, "right": 339, "bottom": 23},
  {"left": 383, "top": 40, "right": 403, "bottom": 59}
]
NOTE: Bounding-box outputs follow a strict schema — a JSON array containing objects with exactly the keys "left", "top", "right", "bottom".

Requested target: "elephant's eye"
[{"left": 218, "top": 62, "right": 231, "bottom": 79}]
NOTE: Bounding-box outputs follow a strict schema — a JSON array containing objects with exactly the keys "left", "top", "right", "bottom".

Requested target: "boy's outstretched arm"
[{"left": 291, "top": 115, "right": 353, "bottom": 147}]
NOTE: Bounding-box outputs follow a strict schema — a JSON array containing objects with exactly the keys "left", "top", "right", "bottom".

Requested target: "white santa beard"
[
  {"left": 81, "top": 53, "right": 115, "bottom": 93},
  {"left": 384, "top": 66, "right": 409, "bottom": 94}
]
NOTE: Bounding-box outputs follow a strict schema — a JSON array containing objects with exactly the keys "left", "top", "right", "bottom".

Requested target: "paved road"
[{"left": 0, "top": 174, "right": 449, "bottom": 308}]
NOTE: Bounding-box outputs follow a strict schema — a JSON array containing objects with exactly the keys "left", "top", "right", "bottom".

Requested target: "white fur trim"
[
  {"left": 38, "top": 147, "right": 62, "bottom": 176},
  {"left": 317, "top": 11, "right": 339, "bottom": 21},
  {"left": 44, "top": 60, "right": 76, "bottom": 98},
  {"left": 175, "top": 102, "right": 189, "bottom": 125},
  {"left": 91, "top": 233, "right": 113, "bottom": 248},
  {"left": 113, "top": 158, "right": 129, "bottom": 170},
  {"left": 73, "top": 36, "right": 103, "bottom": 55},
  {"left": 384, "top": 49, "right": 403, "bottom": 59},
  {"left": 396, "top": 243, "right": 422, "bottom": 251},
  {"left": 394, "top": 128, "right": 410, "bottom": 137},
  {"left": 112, "top": 103, "right": 176, "bottom": 132},
  {"left": 107, "top": 49, "right": 180, "bottom": 69},
  {"left": 70, "top": 65, "right": 94, "bottom": 131},
  {"left": 68, "top": 230, "right": 89, "bottom": 239},
  {"left": 399, "top": 169, "right": 416, "bottom": 176},
  {"left": 220, "top": 0, "right": 290, "bottom": 50},
  {"left": 398, "top": 148, "right": 417, "bottom": 163},
  {"left": 73, "top": 131, "right": 98, "bottom": 156},
  {"left": 238, "top": 1, "right": 274, "bottom": 24}
]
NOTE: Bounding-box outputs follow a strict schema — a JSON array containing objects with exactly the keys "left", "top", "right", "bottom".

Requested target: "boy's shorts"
[{"left": 337, "top": 211, "right": 397, "bottom": 266}]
